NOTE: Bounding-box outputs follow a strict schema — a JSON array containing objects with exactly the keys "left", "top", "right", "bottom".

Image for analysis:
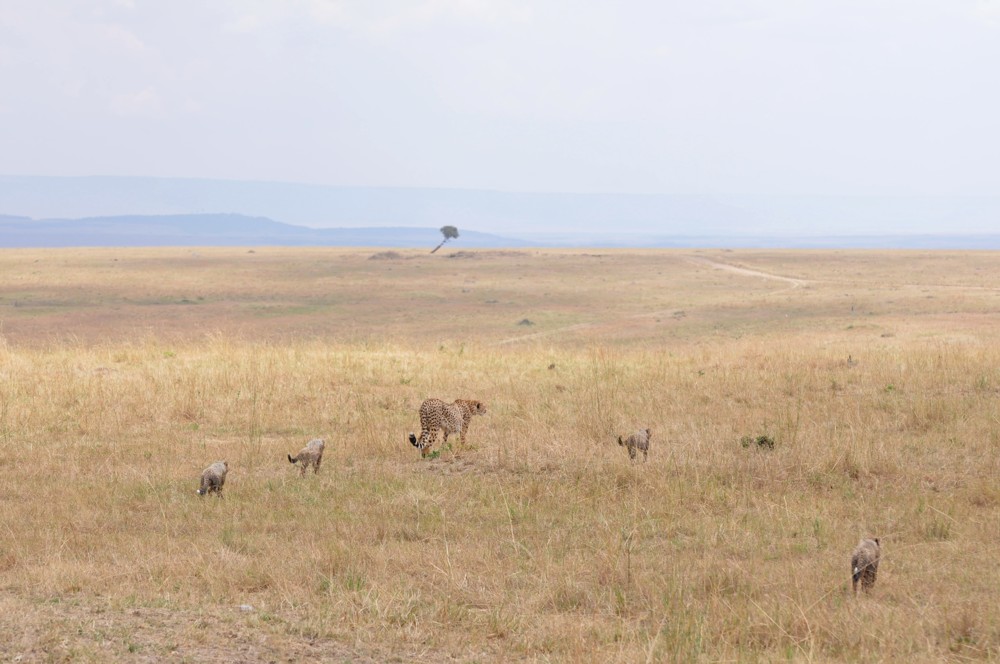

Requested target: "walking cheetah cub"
[
  {"left": 288, "top": 438, "right": 326, "bottom": 476},
  {"left": 618, "top": 428, "right": 651, "bottom": 462},
  {"left": 197, "top": 461, "right": 228, "bottom": 497},
  {"left": 851, "top": 538, "right": 881, "bottom": 594}
]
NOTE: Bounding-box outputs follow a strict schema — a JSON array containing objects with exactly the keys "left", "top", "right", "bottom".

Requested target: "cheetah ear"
[
  {"left": 617, "top": 436, "right": 624, "bottom": 445},
  {"left": 874, "top": 538, "right": 880, "bottom": 546}
]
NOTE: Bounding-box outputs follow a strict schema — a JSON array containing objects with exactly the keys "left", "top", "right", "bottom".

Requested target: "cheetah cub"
[
  {"left": 288, "top": 438, "right": 326, "bottom": 476},
  {"left": 197, "top": 461, "right": 228, "bottom": 497},
  {"left": 618, "top": 428, "right": 651, "bottom": 462},
  {"left": 851, "top": 538, "right": 881, "bottom": 594}
]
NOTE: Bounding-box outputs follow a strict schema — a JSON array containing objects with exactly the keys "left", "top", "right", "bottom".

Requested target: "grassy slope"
[{"left": 1, "top": 248, "right": 999, "bottom": 661}]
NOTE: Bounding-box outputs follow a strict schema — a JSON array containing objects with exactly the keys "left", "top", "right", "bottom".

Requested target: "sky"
[{"left": 1, "top": 0, "right": 999, "bottom": 197}]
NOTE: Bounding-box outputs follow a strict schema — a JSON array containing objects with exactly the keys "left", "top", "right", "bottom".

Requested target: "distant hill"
[
  {"left": 0, "top": 214, "right": 529, "bottom": 249},
  {"left": 3, "top": 175, "right": 1000, "bottom": 241},
  {"left": 4, "top": 213, "right": 1000, "bottom": 250}
]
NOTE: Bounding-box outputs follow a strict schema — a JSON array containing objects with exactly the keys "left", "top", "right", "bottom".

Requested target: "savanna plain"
[{"left": 1, "top": 247, "right": 999, "bottom": 662}]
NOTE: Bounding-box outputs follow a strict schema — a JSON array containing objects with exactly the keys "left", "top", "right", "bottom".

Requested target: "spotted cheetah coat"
[{"left": 409, "top": 398, "right": 486, "bottom": 456}]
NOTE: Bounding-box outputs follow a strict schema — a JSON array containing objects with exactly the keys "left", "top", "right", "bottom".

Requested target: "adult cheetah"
[{"left": 408, "top": 398, "right": 486, "bottom": 457}]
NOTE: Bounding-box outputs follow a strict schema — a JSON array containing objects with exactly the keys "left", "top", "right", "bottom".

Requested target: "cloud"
[
  {"left": 222, "top": 11, "right": 269, "bottom": 34},
  {"left": 975, "top": 0, "right": 1000, "bottom": 25},
  {"left": 222, "top": 0, "right": 532, "bottom": 39},
  {"left": 2, "top": 0, "right": 999, "bottom": 195},
  {"left": 109, "top": 85, "right": 163, "bottom": 117},
  {"left": 302, "top": 0, "right": 351, "bottom": 26},
  {"left": 95, "top": 22, "right": 146, "bottom": 52}
]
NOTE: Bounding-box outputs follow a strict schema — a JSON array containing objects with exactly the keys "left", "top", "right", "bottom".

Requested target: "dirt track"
[
  {"left": 497, "top": 254, "right": 809, "bottom": 345},
  {"left": 681, "top": 256, "right": 810, "bottom": 287}
]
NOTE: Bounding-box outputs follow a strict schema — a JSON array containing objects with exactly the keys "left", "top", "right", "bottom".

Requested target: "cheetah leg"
[
  {"left": 460, "top": 416, "right": 471, "bottom": 449},
  {"left": 422, "top": 427, "right": 438, "bottom": 457},
  {"left": 314, "top": 456, "right": 322, "bottom": 474}
]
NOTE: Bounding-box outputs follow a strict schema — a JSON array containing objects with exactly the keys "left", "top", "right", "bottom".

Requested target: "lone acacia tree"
[{"left": 430, "top": 225, "right": 459, "bottom": 253}]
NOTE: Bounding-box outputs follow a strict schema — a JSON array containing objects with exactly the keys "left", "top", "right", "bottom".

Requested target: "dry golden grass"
[{"left": 1, "top": 247, "right": 999, "bottom": 661}]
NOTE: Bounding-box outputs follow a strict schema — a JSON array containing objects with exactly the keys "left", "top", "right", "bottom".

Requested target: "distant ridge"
[
  {"left": 4, "top": 213, "right": 1000, "bottom": 250},
  {"left": 4, "top": 175, "right": 1000, "bottom": 241},
  {"left": 0, "top": 214, "right": 529, "bottom": 249}
]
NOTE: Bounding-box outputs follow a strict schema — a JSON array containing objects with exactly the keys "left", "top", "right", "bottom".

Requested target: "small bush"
[
  {"left": 426, "top": 442, "right": 453, "bottom": 460},
  {"left": 740, "top": 434, "right": 776, "bottom": 450},
  {"left": 369, "top": 251, "right": 404, "bottom": 260}
]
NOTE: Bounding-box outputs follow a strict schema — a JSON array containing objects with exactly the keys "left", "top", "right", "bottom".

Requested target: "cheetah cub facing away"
[
  {"left": 851, "top": 538, "right": 880, "bottom": 594},
  {"left": 288, "top": 438, "right": 326, "bottom": 476},
  {"left": 618, "top": 428, "right": 651, "bottom": 462},
  {"left": 197, "top": 461, "right": 228, "bottom": 497},
  {"left": 408, "top": 398, "right": 487, "bottom": 457}
]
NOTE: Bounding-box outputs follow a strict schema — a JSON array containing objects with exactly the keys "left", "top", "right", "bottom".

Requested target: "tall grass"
[{"left": 1, "top": 333, "right": 998, "bottom": 660}]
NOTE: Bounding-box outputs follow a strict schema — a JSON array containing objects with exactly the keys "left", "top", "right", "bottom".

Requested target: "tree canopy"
[{"left": 430, "top": 225, "right": 460, "bottom": 253}]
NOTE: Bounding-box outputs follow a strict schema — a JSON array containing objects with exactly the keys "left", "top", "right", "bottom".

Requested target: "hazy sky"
[{"left": 2, "top": 1, "right": 998, "bottom": 196}]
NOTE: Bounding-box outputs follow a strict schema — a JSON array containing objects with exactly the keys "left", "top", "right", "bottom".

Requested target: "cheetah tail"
[{"left": 287, "top": 454, "right": 297, "bottom": 464}]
